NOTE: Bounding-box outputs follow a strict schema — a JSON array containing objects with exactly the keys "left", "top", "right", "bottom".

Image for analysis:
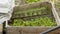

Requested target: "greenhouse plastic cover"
[{"left": 0, "top": 0, "right": 15, "bottom": 24}]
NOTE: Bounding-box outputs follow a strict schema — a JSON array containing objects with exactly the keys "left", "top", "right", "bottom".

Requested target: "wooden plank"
[
  {"left": 6, "top": 27, "right": 50, "bottom": 34},
  {"left": 0, "top": 24, "right": 3, "bottom": 34}
]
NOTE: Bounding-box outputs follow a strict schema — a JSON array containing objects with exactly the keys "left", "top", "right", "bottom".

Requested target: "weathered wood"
[
  {"left": 6, "top": 27, "right": 51, "bottom": 34},
  {"left": 5, "top": 26, "right": 60, "bottom": 34},
  {"left": 0, "top": 24, "right": 3, "bottom": 34}
]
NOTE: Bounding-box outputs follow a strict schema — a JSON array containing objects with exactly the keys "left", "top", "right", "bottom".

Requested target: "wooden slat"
[
  {"left": 0, "top": 24, "right": 3, "bottom": 34},
  {"left": 6, "top": 27, "right": 51, "bottom": 34}
]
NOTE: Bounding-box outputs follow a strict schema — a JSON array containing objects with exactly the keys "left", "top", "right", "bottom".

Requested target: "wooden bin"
[{"left": 5, "top": 1, "right": 59, "bottom": 34}]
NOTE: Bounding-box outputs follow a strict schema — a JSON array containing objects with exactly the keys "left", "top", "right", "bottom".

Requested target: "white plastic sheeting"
[{"left": 0, "top": 0, "right": 15, "bottom": 24}]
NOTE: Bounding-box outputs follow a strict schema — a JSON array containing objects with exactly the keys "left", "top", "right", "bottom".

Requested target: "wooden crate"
[{"left": 5, "top": 1, "right": 60, "bottom": 34}]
